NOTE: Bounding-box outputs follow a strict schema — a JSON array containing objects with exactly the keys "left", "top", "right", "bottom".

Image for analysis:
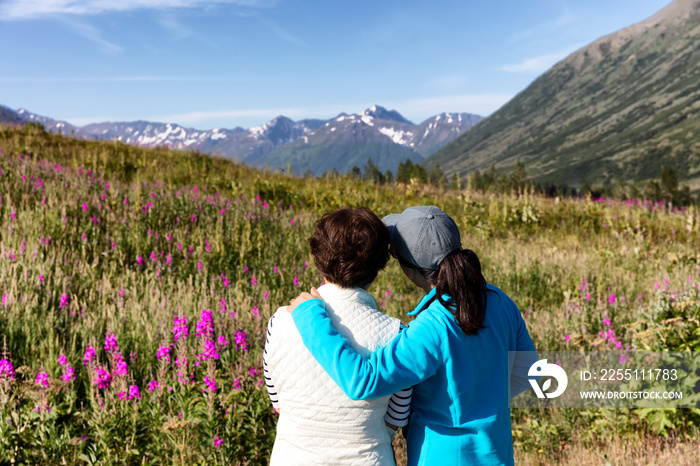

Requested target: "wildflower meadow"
[{"left": 1, "top": 124, "right": 699, "bottom": 464}]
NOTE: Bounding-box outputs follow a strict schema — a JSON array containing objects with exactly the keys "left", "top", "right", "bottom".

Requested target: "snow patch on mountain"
[{"left": 378, "top": 127, "right": 413, "bottom": 146}]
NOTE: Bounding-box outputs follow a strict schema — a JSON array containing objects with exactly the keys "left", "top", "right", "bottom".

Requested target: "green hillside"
[
  {"left": 428, "top": 0, "right": 700, "bottom": 191},
  {"left": 1, "top": 122, "right": 699, "bottom": 463}
]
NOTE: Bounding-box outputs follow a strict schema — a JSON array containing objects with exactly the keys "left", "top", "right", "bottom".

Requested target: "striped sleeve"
[
  {"left": 263, "top": 314, "right": 280, "bottom": 410},
  {"left": 384, "top": 387, "right": 412, "bottom": 428},
  {"left": 384, "top": 323, "right": 412, "bottom": 428}
]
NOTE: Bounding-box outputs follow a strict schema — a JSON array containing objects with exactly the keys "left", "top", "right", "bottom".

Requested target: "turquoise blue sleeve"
[
  {"left": 509, "top": 305, "right": 538, "bottom": 397},
  {"left": 291, "top": 298, "right": 441, "bottom": 400}
]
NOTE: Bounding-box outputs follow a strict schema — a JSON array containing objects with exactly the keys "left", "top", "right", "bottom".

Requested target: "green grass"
[{"left": 0, "top": 124, "right": 699, "bottom": 464}]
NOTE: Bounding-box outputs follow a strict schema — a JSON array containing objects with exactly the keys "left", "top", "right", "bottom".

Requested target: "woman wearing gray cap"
[{"left": 287, "top": 206, "right": 537, "bottom": 466}]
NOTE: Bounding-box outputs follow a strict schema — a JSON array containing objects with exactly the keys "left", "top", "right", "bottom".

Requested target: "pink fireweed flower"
[
  {"left": 83, "top": 346, "right": 96, "bottom": 365},
  {"left": 564, "top": 335, "right": 570, "bottom": 341},
  {"left": 128, "top": 385, "right": 141, "bottom": 400},
  {"left": 137, "top": 257, "right": 143, "bottom": 266},
  {"left": 197, "top": 261, "right": 203, "bottom": 271},
  {"left": 203, "top": 375, "right": 217, "bottom": 393},
  {"left": 58, "top": 355, "right": 68, "bottom": 365},
  {"left": 61, "top": 365, "right": 75, "bottom": 382},
  {"left": 217, "top": 335, "right": 229, "bottom": 348},
  {"left": 252, "top": 306, "right": 260, "bottom": 319},
  {"left": 219, "top": 299, "right": 227, "bottom": 314},
  {"left": 608, "top": 294, "right": 615, "bottom": 304},
  {"left": 104, "top": 333, "right": 119, "bottom": 354},
  {"left": 251, "top": 275, "right": 257, "bottom": 287},
  {"left": 235, "top": 330, "right": 249, "bottom": 352},
  {"left": 584, "top": 293, "right": 590, "bottom": 300},
  {"left": 59, "top": 294, "right": 69, "bottom": 309},
  {"left": 113, "top": 354, "right": 128, "bottom": 377},
  {"left": 172, "top": 316, "right": 189, "bottom": 341},
  {"left": 293, "top": 277, "right": 300, "bottom": 288},
  {"left": 195, "top": 309, "right": 214, "bottom": 338},
  {"left": 157, "top": 345, "right": 171, "bottom": 363},
  {"left": 0, "top": 358, "right": 16, "bottom": 380},
  {"left": 147, "top": 380, "right": 160, "bottom": 392},
  {"left": 82, "top": 203, "right": 88, "bottom": 211},
  {"left": 214, "top": 435, "right": 224, "bottom": 449},
  {"left": 95, "top": 366, "right": 113, "bottom": 389},
  {"left": 36, "top": 371, "right": 50, "bottom": 388},
  {"left": 200, "top": 339, "right": 220, "bottom": 361},
  {"left": 232, "top": 377, "right": 243, "bottom": 392}
]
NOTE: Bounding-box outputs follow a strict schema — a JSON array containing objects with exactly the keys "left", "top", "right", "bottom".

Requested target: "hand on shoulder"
[{"left": 286, "top": 287, "right": 323, "bottom": 313}]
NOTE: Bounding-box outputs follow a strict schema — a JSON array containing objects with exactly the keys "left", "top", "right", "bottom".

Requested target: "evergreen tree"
[
  {"left": 468, "top": 170, "right": 482, "bottom": 191},
  {"left": 510, "top": 159, "right": 527, "bottom": 193},
  {"left": 428, "top": 162, "right": 445, "bottom": 187},
  {"left": 396, "top": 159, "right": 414, "bottom": 184},
  {"left": 660, "top": 166, "right": 678, "bottom": 201},
  {"left": 363, "top": 157, "right": 384, "bottom": 184},
  {"left": 645, "top": 180, "right": 662, "bottom": 202},
  {"left": 384, "top": 169, "right": 394, "bottom": 184}
]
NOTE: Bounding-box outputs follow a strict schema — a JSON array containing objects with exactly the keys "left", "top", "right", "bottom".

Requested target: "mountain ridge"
[
  {"left": 5, "top": 105, "right": 482, "bottom": 175},
  {"left": 427, "top": 0, "right": 700, "bottom": 191}
]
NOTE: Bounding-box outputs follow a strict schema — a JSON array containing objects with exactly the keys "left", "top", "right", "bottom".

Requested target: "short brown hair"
[{"left": 309, "top": 208, "right": 390, "bottom": 289}]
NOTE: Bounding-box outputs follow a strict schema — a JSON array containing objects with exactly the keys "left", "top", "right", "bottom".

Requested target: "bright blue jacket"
[{"left": 291, "top": 284, "right": 537, "bottom": 466}]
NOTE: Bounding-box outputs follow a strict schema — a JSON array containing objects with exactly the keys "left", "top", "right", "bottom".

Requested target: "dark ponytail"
[{"left": 420, "top": 249, "right": 487, "bottom": 335}]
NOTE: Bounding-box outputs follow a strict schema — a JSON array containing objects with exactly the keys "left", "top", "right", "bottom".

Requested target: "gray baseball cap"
[{"left": 382, "top": 206, "right": 461, "bottom": 270}]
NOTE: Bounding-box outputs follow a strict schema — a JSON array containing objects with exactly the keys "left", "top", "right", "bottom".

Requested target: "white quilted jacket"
[{"left": 265, "top": 284, "right": 401, "bottom": 465}]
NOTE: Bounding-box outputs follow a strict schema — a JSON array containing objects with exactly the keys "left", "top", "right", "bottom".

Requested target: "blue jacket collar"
[{"left": 408, "top": 288, "right": 439, "bottom": 316}]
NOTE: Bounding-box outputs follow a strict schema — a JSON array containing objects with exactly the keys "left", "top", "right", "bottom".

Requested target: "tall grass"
[{"left": 1, "top": 124, "right": 698, "bottom": 464}]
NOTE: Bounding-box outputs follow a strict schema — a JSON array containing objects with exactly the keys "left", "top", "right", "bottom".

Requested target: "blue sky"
[{"left": 0, "top": 0, "right": 673, "bottom": 130}]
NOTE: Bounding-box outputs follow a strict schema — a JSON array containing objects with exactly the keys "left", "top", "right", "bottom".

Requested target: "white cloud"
[
  {"left": 157, "top": 14, "right": 194, "bottom": 40},
  {"left": 59, "top": 17, "right": 123, "bottom": 53},
  {"left": 0, "top": 0, "right": 272, "bottom": 20},
  {"left": 500, "top": 44, "right": 585, "bottom": 74},
  {"left": 262, "top": 18, "right": 307, "bottom": 47},
  {"left": 501, "top": 52, "right": 568, "bottom": 73}
]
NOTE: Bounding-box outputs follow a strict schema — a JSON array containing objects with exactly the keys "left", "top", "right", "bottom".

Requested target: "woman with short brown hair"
[{"left": 264, "top": 207, "right": 412, "bottom": 465}]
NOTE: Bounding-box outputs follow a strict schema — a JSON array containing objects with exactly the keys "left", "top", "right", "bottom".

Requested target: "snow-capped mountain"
[
  {"left": 260, "top": 107, "right": 483, "bottom": 175},
  {"left": 5, "top": 105, "right": 482, "bottom": 175}
]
